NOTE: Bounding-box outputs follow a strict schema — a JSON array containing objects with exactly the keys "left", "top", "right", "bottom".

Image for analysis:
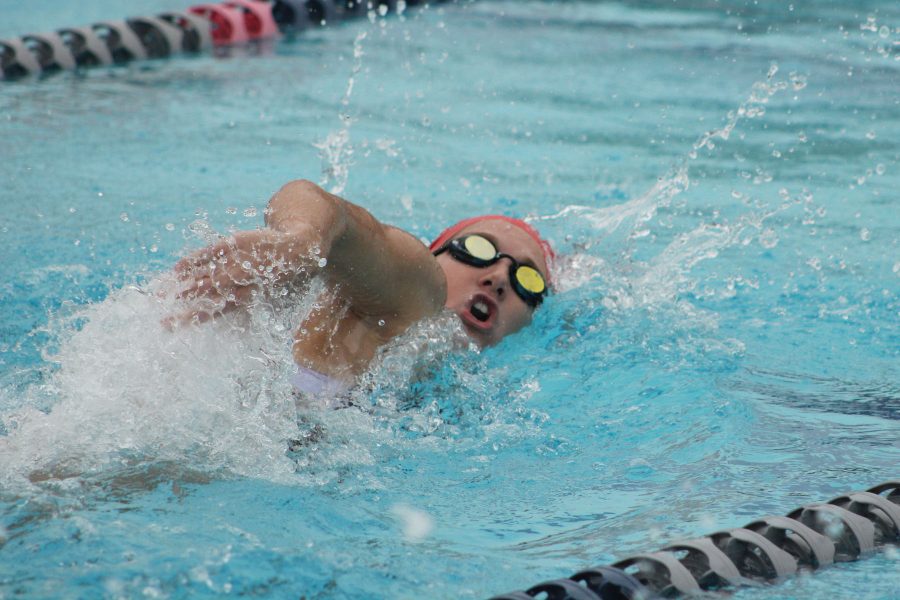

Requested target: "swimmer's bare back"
[{"left": 170, "top": 180, "right": 447, "bottom": 383}]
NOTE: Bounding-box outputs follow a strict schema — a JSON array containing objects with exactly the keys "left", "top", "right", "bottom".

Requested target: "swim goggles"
[{"left": 433, "top": 234, "right": 548, "bottom": 307}]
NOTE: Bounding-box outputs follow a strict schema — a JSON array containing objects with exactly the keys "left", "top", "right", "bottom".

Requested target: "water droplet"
[
  {"left": 317, "top": 258, "right": 328, "bottom": 268},
  {"left": 759, "top": 228, "right": 778, "bottom": 249},
  {"left": 378, "top": 319, "right": 386, "bottom": 327},
  {"left": 860, "top": 228, "right": 871, "bottom": 241}
]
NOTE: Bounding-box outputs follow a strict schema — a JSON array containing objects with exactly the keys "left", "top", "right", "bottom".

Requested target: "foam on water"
[{"left": 0, "top": 266, "right": 541, "bottom": 498}]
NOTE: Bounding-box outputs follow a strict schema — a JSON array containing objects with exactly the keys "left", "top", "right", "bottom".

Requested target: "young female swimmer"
[{"left": 170, "top": 180, "right": 554, "bottom": 395}]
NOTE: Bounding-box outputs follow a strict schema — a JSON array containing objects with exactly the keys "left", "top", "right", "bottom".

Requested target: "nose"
[{"left": 478, "top": 258, "right": 513, "bottom": 299}]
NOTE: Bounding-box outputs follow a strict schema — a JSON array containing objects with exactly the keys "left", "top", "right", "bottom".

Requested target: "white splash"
[
  {"left": 0, "top": 277, "right": 313, "bottom": 491},
  {"left": 315, "top": 30, "right": 368, "bottom": 195},
  {"left": 390, "top": 503, "right": 435, "bottom": 542}
]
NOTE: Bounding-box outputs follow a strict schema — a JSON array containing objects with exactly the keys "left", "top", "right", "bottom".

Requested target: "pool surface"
[{"left": 1, "top": 1, "right": 898, "bottom": 598}]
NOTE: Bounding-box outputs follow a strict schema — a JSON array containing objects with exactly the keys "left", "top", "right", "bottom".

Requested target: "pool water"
[{"left": 1, "top": 1, "right": 898, "bottom": 598}]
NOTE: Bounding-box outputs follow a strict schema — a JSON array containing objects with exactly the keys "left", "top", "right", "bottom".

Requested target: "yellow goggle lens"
[
  {"left": 515, "top": 266, "right": 546, "bottom": 294},
  {"left": 463, "top": 235, "right": 498, "bottom": 261}
]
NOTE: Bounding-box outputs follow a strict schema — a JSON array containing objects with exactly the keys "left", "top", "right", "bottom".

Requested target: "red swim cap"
[{"left": 429, "top": 215, "right": 555, "bottom": 280}]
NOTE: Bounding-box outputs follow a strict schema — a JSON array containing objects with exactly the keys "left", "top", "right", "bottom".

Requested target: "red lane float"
[
  {"left": 189, "top": 3, "right": 250, "bottom": 45},
  {"left": 226, "top": 0, "right": 280, "bottom": 40}
]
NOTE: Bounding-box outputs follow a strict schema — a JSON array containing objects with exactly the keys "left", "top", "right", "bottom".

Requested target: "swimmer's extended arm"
[
  {"left": 265, "top": 180, "right": 447, "bottom": 330},
  {"left": 171, "top": 180, "right": 445, "bottom": 329}
]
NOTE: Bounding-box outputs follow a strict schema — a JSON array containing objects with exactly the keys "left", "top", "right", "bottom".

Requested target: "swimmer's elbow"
[
  {"left": 280, "top": 179, "right": 323, "bottom": 197},
  {"left": 265, "top": 179, "right": 342, "bottom": 231}
]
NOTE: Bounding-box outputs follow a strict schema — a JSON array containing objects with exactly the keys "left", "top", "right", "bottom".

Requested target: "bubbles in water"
[
  {"left": 242, "top": 207, "right": 257, "bottom": 218},
  {"left": 317, "top": 258, "right": 328, "bottom": 268},
  {"left": 875, "top": 163, "right": 886, "bottom": 175},
  {"left": 865, "top": 131, "right": 876, "bottom": 140},
  {"left": 759, "top": 228, "right": 779, "bottom": 249},
  {"left": 860, "top": 228, "right": 871, "bottom": 241},
  {"left": 119, "top": 212, "right": 129, "bottom": 222},
  {"left": 226, "top": 207, "right": 237, "bottom": 215},
  {"left": 790, "top": 72, "right": 807, "bottom": 91},
  {"left": 165, "top": 223, "right": 175, "bottom": 232}
]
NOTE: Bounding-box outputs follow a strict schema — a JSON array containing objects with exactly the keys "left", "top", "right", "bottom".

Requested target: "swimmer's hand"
[{"left": 164, "top": 229, "right": 310, "bottom": 327}]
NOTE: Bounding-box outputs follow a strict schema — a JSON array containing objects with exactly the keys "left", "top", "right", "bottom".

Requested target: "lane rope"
[
  {"left": 1, "top": 0, "right": 449, "bottom": 80},
  {"left": 489, "top": 480, "right": 900, "bottom": 599}
]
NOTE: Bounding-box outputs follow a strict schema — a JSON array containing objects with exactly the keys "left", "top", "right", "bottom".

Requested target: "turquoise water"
[{"left": 1, "top": 1, "right": 898, "bottom": 598}]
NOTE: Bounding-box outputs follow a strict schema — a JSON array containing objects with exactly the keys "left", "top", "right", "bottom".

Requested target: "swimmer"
[{"left": 170, "top": 180, "right": 553, "bottom": 394}]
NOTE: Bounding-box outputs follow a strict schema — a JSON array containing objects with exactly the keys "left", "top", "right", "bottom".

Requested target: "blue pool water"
[{"left": 1, "top": 1, "right": 898, "bottom": 598}]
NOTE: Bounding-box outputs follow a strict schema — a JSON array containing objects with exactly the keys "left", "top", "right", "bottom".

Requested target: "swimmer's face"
[{"left": 436, "top": 219, "right": 550, "bottom": 347}]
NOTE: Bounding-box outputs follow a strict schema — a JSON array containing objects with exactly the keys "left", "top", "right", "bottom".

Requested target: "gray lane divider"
[
  {"left": 569, "top": 566, "right": 648, "bottom": 599},
  {"left": 126, "top": 16, "right": 187, "bottom": 58},
  {"left": 2, "top": 0, "right": 450, "bottom": 80},
  {"left": 489, "top": 479, "right": 899, "bottom": 599},
  {"left": 709, "top": 527, "right": 799, "bottom": 580},
  {"left": 526, "top": 579, "right": 604, "bottom": 600},
  {"left": 273, "top": 0, "right": 337, "bottom": 29},
  {"left": 93, "top": 21, "right": 149, "bottom": 63},
  {"left": 58, "top": 27, "right": 114, "bottom": 66},
  {"left": 21, "top": 32, "right": 77, "bottom": 72},
  {"left": 612, "top": 552, "right": 702, "bottom": 596},
  {"left": 744, "top": 515, "right": 836, "bottom": 568},
  {"left": 1, "top": 37, "right": 44, "bottom": 78},
  {"left": 159, "top": 12, "right": 214, "bottom": 52},
  {"left": 829, "top": 491, "right": 900, "bottom": 541},
  {"left": 868, "top": 481, "right": 900, "bottom": 502},
  {"left": 661, "top": 536, "right": 747, "bottom": 588},
  {"left": 787, "top": 503, "right": 877, "bottom": 560}
]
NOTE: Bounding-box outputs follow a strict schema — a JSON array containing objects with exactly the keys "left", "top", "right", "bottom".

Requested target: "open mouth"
[
  {"left": 470, "top": 299, "right": 491, "bottom": 322},
  {"left": 460, "top": 294, "right": 496, "bottom": 331}
]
